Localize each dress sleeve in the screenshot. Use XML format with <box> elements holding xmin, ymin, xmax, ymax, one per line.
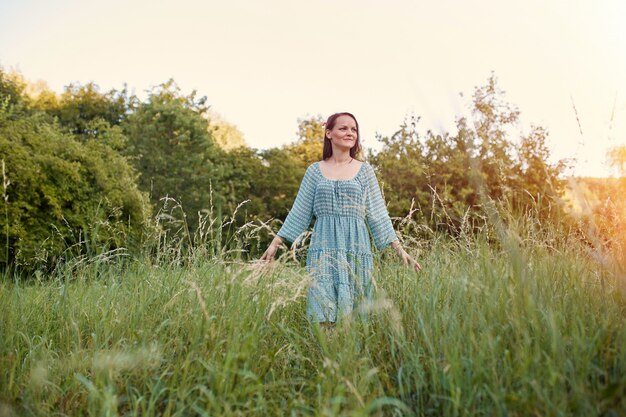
<box><xmin>364</xmin><ymin>164</ymin><xmax>398</xmax><ymax>251</ymax></box>
<box><xmin>277</xmin><ymin>165</ymin><xmax>316</xmax><ymax>244</ymax></box>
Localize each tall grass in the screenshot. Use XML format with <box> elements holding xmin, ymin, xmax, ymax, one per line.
<box><xmin>1</xmin><ymin>207</ymin><xmax>625</xmax><ymax>416</ymax></box>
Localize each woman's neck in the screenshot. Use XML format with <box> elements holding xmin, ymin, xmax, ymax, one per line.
<box><xmin>328</xmin><ymin>148</ymin><xmax>353</xmax><ymax>164</ymax></box>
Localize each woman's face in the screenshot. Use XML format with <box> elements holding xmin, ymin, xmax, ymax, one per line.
<box><xmin>326</xmin><ymin>115</ymin><xmax>358</xmax><ymax>151</ymax></box>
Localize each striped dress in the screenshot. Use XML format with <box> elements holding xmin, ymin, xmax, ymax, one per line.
<box><xmin>277</xmin><ymin>161</ymin><xmax>397</xmax><ymax>323</ymax></box>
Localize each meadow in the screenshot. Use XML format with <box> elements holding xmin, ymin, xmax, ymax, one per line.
<box><xmin>1</xmin><ymin>213</ymin><xmax>625</xmax><ymax>417</ymax></box>
<box><xmin>2</xmin><ymin>40</ymin><xmax>626</xmax><ymax>417</ymax></box>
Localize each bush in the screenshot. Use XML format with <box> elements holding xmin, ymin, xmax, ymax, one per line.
<box><xmin>0</xmin><ymin>99</ymin><xmax>152</xmax><ymax>272</ymax></box>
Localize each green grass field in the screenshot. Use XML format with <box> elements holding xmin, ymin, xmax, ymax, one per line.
<box><xmin>1</xmin><ymin>229</ymin><xmax>625</xmax><ymax>416</ymax></box>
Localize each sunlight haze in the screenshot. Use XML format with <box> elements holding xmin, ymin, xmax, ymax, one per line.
<box><xmin>1</xmin><ymin>0</ymin><xmax>624</xmax><ymax>177</ymax></box>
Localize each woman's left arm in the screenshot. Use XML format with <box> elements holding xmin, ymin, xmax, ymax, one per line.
<box><xmin>364</xmin><ymin>164</ymin><xmax>399</xmax><ymax>251</ymax></box>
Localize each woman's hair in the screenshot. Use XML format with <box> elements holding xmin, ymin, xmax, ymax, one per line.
<box><xmin>322</xmin><ymin>112</ymin><xmax>362</xmax><ymax>161</ymax></box>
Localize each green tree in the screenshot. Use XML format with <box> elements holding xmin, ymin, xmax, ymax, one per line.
<box><xmin>207</xmin><ymin>110</ymin><xmax>247</xmax><ymax>151</ymax></box>
<box><xmin>369</xmin><ymin>115</ymin><xmax>428</xmax><ymax>219</ymax></box>
<box><xmin>35</xmin><ymin>82</ymin><xmax>128</xmax><ymax>138</ymax></box>
<box><xmin>0</xmin><ymin>86</ymin><xmax>151</xmax><ymax>270</ymax></box>
<box><xmin>216</xmin><ymin>146</ymin><xmax>305</xmax><ymax>256</ymax></box>
<box><xmin>514</xmin><ymin>125</ymin><xmax>566</xmax><ymax>215</ymax></box>
<box><xmin>471</xmin><ymin>73</ymin><xmax>519</xmax><ymax>201</ymax></box>
<box><xmin>284</xmin><ymin>115</ymin><xmax>326</xmax><ymax>167</ymax></box>
<box><xmin>0</xmin><ymin>70</ymin><xmax>28</xmax><ymax>108</ymax></box>
<box><xmin>122</xmin><ymin>80</ymin><xmax>226</xmax><ymax>233</ymax></box>
<box><xmin>371</xmin><ymin>74</ymin><xmax>566</xmax><ymax>234</ymax></box>
<box><xmin>256</xmin><ymin>148</ymin><xmax>306</xmax><ymax>220</ymax></box>
<box><xmin>422</xmin><ymin>119</ymin><xmax>482</xmax><ymax>226</ymax></box>
<box><xmin>26</xmin><ymin>80</ymin><xmax>132</xmax><ymax>151</ymax></box>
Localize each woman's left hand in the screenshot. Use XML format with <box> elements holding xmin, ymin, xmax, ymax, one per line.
<box><xmin>391</xmin><ymin>241</ymin><xmax>422</xmax><ymax>273</ymax></box>
<box><xmin>400</xmin><ymin>250</ymin><xmax>422</xmax><ymax>273</ymax></box>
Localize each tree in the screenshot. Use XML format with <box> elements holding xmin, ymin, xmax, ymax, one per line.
<box><xmin>284</xmin><ymin>115</ymin><xmax>326</xmax><ymax>168</ymax></box>
<box><xmin>37</xmin><ymin>82</ymin><xmax>129</xmax><ymax>137</ymax></box>
<box><xmin>422</xmin><ymin>118</ymin><xmax>482</xmax><ymax>225</ymax></box>
<box><xmin>471</xmin><ymin>73</ymin><xmax>519</xmax><ymax>201</ymax></box>
<box><xmin>608</xmin><ymin>145</ymin><xmax>626</xmax><ymax>176</ymax></box>
<box><xmin>122</xmin><ymin>80</ymin><xmax>226</xmax><ymax>232</ymax></box>
<box><xmin>0</xmin><ymin>70</ymin><xmax>29</xmax><ymax>108</ymax></box>
<box><xmin>514</xmin><ymin>125</ymin><xmax>566</xmax><ymax>216</ymax></box>
<box><xmin>369</xmin><ymin>115</ymin><xmax>428</xmax><ymax>219</ymax></box>
<box><xmin>371</xmin><ymin>74</ymin><xmax>566</xmax><ymax>234</ymax></box>
<box><xmin>215</xmin><ymin>146</ymin><xmax>305</xmax><ymax>256</ymax></box>
<box><xmin>207</xmin><ymin>110</ymin><xmax>247</xmax><ymax>151</ymax></box>
<box><xmin>0</xmin><ymin>81</ymin><xmax>151</xmax><ymax>270</ymax></box>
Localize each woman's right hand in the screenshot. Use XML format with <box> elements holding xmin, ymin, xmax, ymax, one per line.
<box><xmin>259</xmin><ymin>236</ymin><xmax>283</xmax><ymax>262</ymax></box>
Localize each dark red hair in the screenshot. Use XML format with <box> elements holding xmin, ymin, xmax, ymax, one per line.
<box><xmin>322</xmin><ymin>112</ymin><xmax>362</xmax><ymax>161</ymax></box>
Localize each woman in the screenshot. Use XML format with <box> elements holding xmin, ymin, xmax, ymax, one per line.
<box><xmin>260</xmin><ymin>112</ymin><xmax>421</xmax><ymax>327</ymax></box>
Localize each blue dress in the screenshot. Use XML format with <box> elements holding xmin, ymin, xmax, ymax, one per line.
<box><xmin>277</xmin><ymin>161</ymin><xmax>398</xmax><ymax>323</ymax></box>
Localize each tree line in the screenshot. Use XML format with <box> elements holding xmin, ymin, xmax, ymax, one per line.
<box><xmin>0</xmin><ymin>69</ymin><xmax>581</xmax><ymax>272</ymax></box>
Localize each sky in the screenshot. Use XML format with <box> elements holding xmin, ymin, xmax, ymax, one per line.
<box><xmin>1</xmin><ymin>0</ymin><xmax>625</xmax><ymax>177</ymax></box>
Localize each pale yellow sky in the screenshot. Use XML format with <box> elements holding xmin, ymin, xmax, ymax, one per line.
<box><xmin>1</xmin><ymin>0</ymin><xmax>624</xmax><ymax>176</ymax></box>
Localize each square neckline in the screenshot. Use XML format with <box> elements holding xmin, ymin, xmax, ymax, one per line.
<box><xmin>315</xmin><ymin>160</ymin><xmax>365</xmax><ymax>182</ymax></box>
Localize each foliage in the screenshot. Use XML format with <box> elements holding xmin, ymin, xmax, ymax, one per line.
<box><xmin>122</xmin><ymin>80</ymin><xmax>226</xmax><ymax>232</ymax></box>
<box><xmin>513</xmin><ymin>125</ymin><xmax>567</xmax><ymax>218</ymax></box>
<box><xmin>37</xmin><ymin>82</ymin><xmax>129</xmax><ymax>139</ymax></box>
<box><xmin>0</xmin><ymin>68</ymin><xmax>582</xmax><ymax>270</ymax></box>
<box><xmin>0</xmin><ymin>71</ymin><xmax>28</xmax><ymax>108</ymax></box>
<box><xmin>368</xmin><ymin>115</ymin><xmax>429</xmax><ymax>219</ymax></box>
<box><xmin>213</xmin><ymin>146</ymin><xmax>307</xmax><ymax>257</ymax></box>
<box><xmin>0</xmin><ymin>91</ymin><xmax>151</xmax><ymax>270</ymax></box>
<box><xmin>284</xmin><ymin>115</ymin><xmax>327</xmax><ymax>168</ymax></box>
<box><xmin>207</xmin><ymin>109</ymin><xmax>247</xmax><ymax>151</ymax></box>
<box><xmin>470</xmin><ymin>74</ymin><xmax>519</xmax><ymax>200</ymax></box>
<box><xmin>371</xmin><ymin>74</ymin><xmax>566</xmax><ymax>234</ymax></box>
<box><xmin>220</xmin><ymin>147</ymin><xmax>304</xmax><ymax>221</ymax></box>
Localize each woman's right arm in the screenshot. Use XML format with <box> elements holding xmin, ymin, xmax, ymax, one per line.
<box><xmin>259</xmin><ymin>165</ymin><xmax>316</xmax><ymax>261</ymax></box>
